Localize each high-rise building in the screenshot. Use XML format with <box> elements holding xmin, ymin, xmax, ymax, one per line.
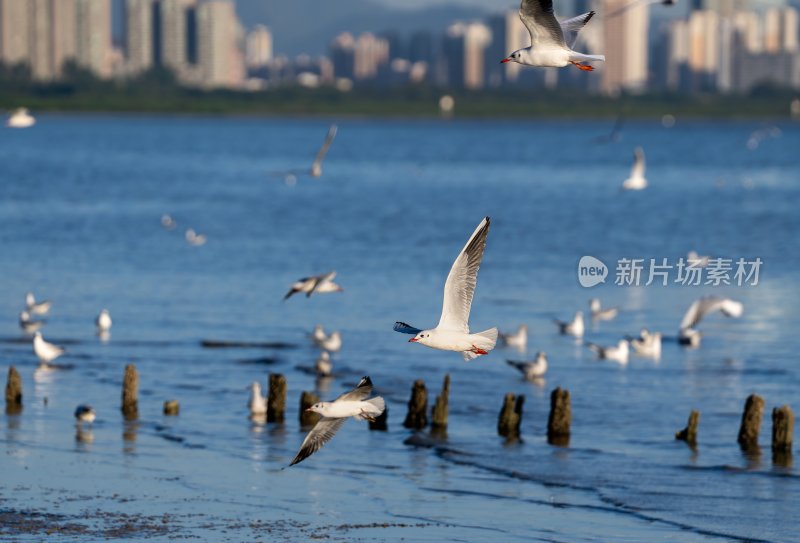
<box><xmin>764</xmin><ymin>7</ymin><xmax>799</xmax><ymax>52</ymax></box>
<box><xmin>443</xmin><ymin>22</ymin><xmax>491</xmax><ymax>90</ymax></box>
<box><xmin>76</xmin><ymin>0</ymin><xmax>112</xmax><ymax>78</ymax></box>
<box><xmin>52</xmin><ymin>0</ymin><xmax>78</xmax><ymax>77</ymax></box>
<box><xmin>485</xmin><ymin>11</ymin><xmax>529</xmax><ymax>86</ymax></box>
<box><xmin>126</xmin><ymin>0</ymin><xmax>155</xmax><ymax>74</ymax></box>
<box><xmin>160</xmin><ymin>0</ymin><xmax>195</xmax><ymax>75</ymax></box>
<box><xmin>245</xmin><ymin>24</ymin><xmax>272</xmax><ymax>69</ymax></box>
<box><xmin>353</xmin><ymin>33</ymin><xmax>389</xmax><ymax>80</ymax></box>
<box><xmin>601</xmin><ymin>0</ymin><xmax>649</xmax><ymax>94</ymax></box>
<box><xmin>196</xmin><ymin>0</ymin><xmax>244</xmax><ymax>88</ymax></box>
<box><xmin>0</xmin><ymin>0</ymin><xmax>30</xmax><ymax>66</ymax></box>
<box><xmin>29</xmin><ymin>0</ymin><xmax>54</xmax><ymax>80</ymax></box>
<box><xmin>330</xmin><ymin>33</ymin><xmax>355</xmax><ymax>80</ymax></box>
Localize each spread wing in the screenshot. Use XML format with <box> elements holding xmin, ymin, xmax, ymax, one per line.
<box><xmin>307</xmin><ymin>271</ymin><xmax>337</xmax><ymax>297</ymax></box>
<box><xmin>393</xmin><ymin>322</ymin><xmax>423</xmax><ymax>335</ymax></box>
<box><xmin>519</xmin><ymin>0</ymin><xmax>565</xmax><ymax>47</ymax></box>
<box><xmin>631</xmin><ymin>147</ymin><xmax>646</xmax><ymax>178</ymax></box>
<box><xmin>312</xmin><ymin>125</ymin><xmax>337</xmax><ymax>170</ymax></box>
<box><xmin>559</xmin><ymin>10</ymin><xmax>595</xmax><ymax>48</ymax></box>
<box><xmin>336</xmin><ymin>376</ymin><xmax>373</xmax><ymax>402</ymax></box>
<box><xmin>437</xmin><ymin>217</ymin><xmax>491</xmax><ymax>333</ymax></box>
<box><xmin>289</xmin><ymin>417</ymin><xmax>347</xmax><ymax>466</ymax></box>
<box><xmin>680</xmin><ymin>297</ymin><xmax>743</xmax><ymax>329</ymax></box>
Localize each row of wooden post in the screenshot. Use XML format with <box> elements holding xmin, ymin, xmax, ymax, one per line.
<box><xmin>4</xmin><ymin>366</ymin><xmax>795</xmax><ymax>461</ymax></box>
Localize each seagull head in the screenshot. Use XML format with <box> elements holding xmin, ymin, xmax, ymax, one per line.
<box><xmin>306</xmin><ymin>402</ymin><xmax>325</xmax><ymax>414</ymax></box>
<box><xmin>501</xmin><ymin>50</ymin><xmax>523</xmax><ymax>64</ymax></box>
<box><xmin>409</xmin><ymin>330</ymin><xmax>434</xmax><ymax>345</ymax></box>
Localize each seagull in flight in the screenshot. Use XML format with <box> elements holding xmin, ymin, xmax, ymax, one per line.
<box><xmin>500</xmin><ymin>0</ymin><xmax>604</xmax><ymax>71</ymax></box>
<box><xmin>394</xmin><ymin>217</ymin><xmax>497</xmax><ymax>361</ymax></box>
<box><xmin>679</xmin><ymin>296</ymin><xmax>743</xmax><ymax>347</ymax></box>
<box><xmin>507</xmin><ymin>351</ymin><xmax>548</xmax><ymax>380</ymax></box>
<box><xmin>26</xmin><ymin>292</ymin><xmax>52</xmax><ymax>315</ymax></box>
<box><xmin>289</xmin><ymin>376</ymin><xmax>384</xmax><ymax>466</ymax></box>
<box><xmin>271</xmin><ymin>125</ymin><xmax>338</xmax><ymax>183</ymax></box>
<box><xmin>19</xmin><ymin>311</ymin><xmax>45</xmax><ymax>334</ymax></box>
<box><xmin>284</xmin><ymin>271</ymin><xmax>344</xmax><ymax>300</ymax></box>
<box><xmin>622</xmin><ymin>147</ymin><xmax>647</xmax><ymax>190</ymax></box>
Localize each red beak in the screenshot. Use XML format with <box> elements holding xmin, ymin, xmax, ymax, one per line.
<box><xmin>500</xmin><ymin>58</ymin><xmax>511</xmax><ymax>64</ymax></box>
<box><xmin>409</xmin><ymin>338</ymin><xmax>418</xmax><ymax>343</ymax></box>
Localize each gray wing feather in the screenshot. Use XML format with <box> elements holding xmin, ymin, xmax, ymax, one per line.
<box><xmin>289</xmin><ymin>417</ymin><xmax>347</xmax><ymax>466</ymax></box>
<box><xmin>559</xmin><ymin>10</ymin><xmax>595</xmax><ymax>48</ymax></box>
<box><xmin>337</xmin><ymin>376</ymin><xmax>373</xmax><ymax>402</ymax></box>
<box><xmin>312</xmin><ymin>125</ymin><xmax>338</xmax><ymax>170</ymax></box>
<box><xmin>519</xmin><ymin>0</ymin><xmax>565</xmax><ymax>47</ymax></box>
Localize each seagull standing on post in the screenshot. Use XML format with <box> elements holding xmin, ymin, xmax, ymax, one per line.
<box><xmin>500</xmin><ymin>0</ymin><xmax>604</xmax><ymax>71</ymax></box>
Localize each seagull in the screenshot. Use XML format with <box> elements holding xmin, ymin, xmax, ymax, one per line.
<box><xmin>499</xmin><ymin>324</ymin><xmax>528</xmax><ymax>350</ymax></box>
<box><xmin>554</xmin><ymin>311</ymin><xmax>584</xmax><ymax>337</ymax></box>
<box><xmin>33</xmin><ymin>331</ymin><xmax>64</xmax><ymax>365</ymax></box>
<box><xmin>26</xmin><ymin>292</ymin><xmax>51</xmax><ymax>315</ymax></box>
<box><xmin>590</xmin><ymin>299</ymin><xmax>618</xmax><ymax>321</ymax></box>
<box><xmin>622</xmin><ymin>147</ymin><xmax>647</xmax><ymax>190</ymax></box>
<box><xmin>248</xmin><ymin>382</ymin><xmax>267</xmax><ymax>416</ymax></box>
<box><xmin>679</xmin><ymin>296</ymin><xmax>743</xmax><ymax>347</ymax></box>
<box><xmin>271</xmin><ymin>125</ymin><xmax>338</xmax><ymax>183</ymax></box>
<box><xmin>686</xmin><ymin>251</ymin><xmax>710</xmax><ymax>268</ymax></box>
<box><xmin>586</xmin><ymin>339</ymin><xmax>629</xmax><ymax>364</ymax></box>
<box><xmin>500</xmin><ymin>0</ymin><xmax>604</xmax><ymax>71</ymax></box>
<box><xmin>284</xmin><ymin>271</ymin><xmax>343</xmax><ymax>300</ymax></box>
<box><xmin>289</xmin><ymin>376</ymin><xmax>385</xmax><ymax>466</ymax></box>
<box><xmin>592</xmin><ymin>113</ymin><xmax>624</xmax><ymax>144</ymax></box>
<box><xmin>315</xmin><ymin>351</ymin><xmax>332</xmax><ymax>377</ymax></box>
<box><xmin>310</xmin><ymin>324</ymin><xmax>327</xmax><ymax>343</ymax></box>
<box><xmin>6</xmin><ymin>107</ymin><xmax>35</xmax><ymax>128</ymax></box>
<box><xmin>394</xmin><ymin>217</ymin><xmax>497</xmax><ymax>361</ymax></box>
<box><xmin>161</xmin><ymin>214</ymin><xmax>176</xmax><ymax>230</ymax></box>
<box><xmin>507</xmin><ymin>351</ymin><xmax>548</xmax><ymax>379</ymax></box>
<box><xmin>74</xmin><ymin>405</ymin><xmax>96</xmax><ymax>424</ymax></box>
<box><xmin>629</xmin><ymin>328</ymin><xmax>661</xmax><ymax>358</ymax></box>
<box><xmin>95</xmin><ymin>309</ymin><xmax>112</xmax><ymax>332</ymax></box>
<box><xmin>19</xmin><ymin>311</ymin><xmax>45</xmax><ymax>334</ymax></box>
<box><xmin>185</xmin><ymin>229</ymin><xmax>207</xmax><ymax>246</ymax></box>
<box><xmin>317</xmin><ymin>331</ymin><xmax>342</xmax><ymax>353</ymax></box>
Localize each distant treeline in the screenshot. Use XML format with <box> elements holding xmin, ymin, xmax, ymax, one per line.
<box><xmin>0</xmin><ymin>63</ymin><xmax>797</xmax><ymax>119</ymax></box>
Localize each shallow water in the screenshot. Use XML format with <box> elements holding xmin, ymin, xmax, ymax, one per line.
<box><xmin>1</xmin><ymin>115</ymin><xmax>798</xmax><ymax>542</ymax></box>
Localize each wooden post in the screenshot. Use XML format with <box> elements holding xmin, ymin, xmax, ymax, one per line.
<box><xmin>5</xmin><ymin>366</ymin><xmax>22</xmax><ymax>415</ymax></box>
<box><xmin>675</xmin><ymin>410</ymin><xmax>700</xmax><ymax>445</ymax></box>
<box><xmin>121</xmin><ymin>364</ymin><xmax>139</xmax><ymax>420</ymax></box>
<box><xmin>369</xmin><ymin>406</ymin><xmax>388</xmax><ymax>431</ymax></box>
<box><xmin>403</xmin><ymin>380</ymin><xmax>427</xmax><ymax>430</ymax></box>
<box><xmin>547</xmin><ymin>387</ymin><xmax>571</xmax><ymax>446</ymax></box>
<box><xmin>267</xmin><ymin>374</ymin><xmax>286</xmax><ymax>423</ymax></box>
<box><xmin>299</xmin><ymin>391</ymin><xmax>320</xmax><ymax>428</ymax></box>
<box><xmin>772</xmin><ymin>405</ymin><xmax>794</xmax><ymax>467</ymax></box>
<box><xmin>431</xmin><ymin>374</ymin><xmax>450</xmax><ymax>432</ymax></box>
<box><xmin>163</xmin><ymin>400</ymin><xmax>180</xmax><ymax>416</ymax></box>
<box><xmin>737</xmin><ymin>394</ymin><xmax>764</xmax><ymax>450</ymax></box>
<box><xmin>497</xmin><ymin>393</ymin><xmax>524</xmax><ymax>439</ymax></box>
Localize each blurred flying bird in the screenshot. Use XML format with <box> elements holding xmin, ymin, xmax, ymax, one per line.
<box><xmin>622</xmin><ymin>147</ymin><xmax>647</xmax><ymax>190</ymax></box>
<box><xmin>270</xmin><ymin>125</ymin><xmax>338</xmax><ymax>183</ymax></box>
<box><xmin>592</xmin><ymin>114</ymin><xmax>624</xmax><ymax>144</ymax></box>
<box><xmin>394</xmin><ymin>217</ymin><xmax>497</xmax><ymax>361</ymax></box>
<box><xmin>590</xmin><ymin>298</ymin><xmax>619</xmax><ymax>321</ymax></box>
<box><xmin>19</xmin><ymin>311</ymin><xmax>45</xmax><ymax>334</ymax></box>
<box><xmin>284</xmin><ymin>271</ymin><xmax>343</xmax><ymax>300</ymax></box>
<box><xmin>500</xmin><ymin>0</ymin><xmax>604</xmax><ymax>71</ymax></box>
<box><xmin>26</xmin><ymin>292</ymin><xmax>51</xmax><ymax>315</ymax></box>
<box><xmin>679</xmin><ymin>296</ymin><xmax>743</xmax><ymax>347</ymax></box>
<box><xmin>161</xmin><ymin>214</ymin><xmax>176</xmax><ymax>230</ymax></box>
<box><xmin>185</xmin><ymin>229</ymin><xmax>207</xmax><ymax>246</ymax></box>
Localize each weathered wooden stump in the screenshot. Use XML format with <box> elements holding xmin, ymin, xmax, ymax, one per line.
<box><xmin>369</xmin><ymin>406</ymin><xmax>388</xmax><ymax>431</ymax></box>
<box><xmin>299</xmin><ymin>391</ymin><xmax>321</xmax><ymax>428</ymax></box>
<box><xmin>267</xmin><ymin>374</ymin><xmax>286</xmax><ymax>423</ymax></box>
<box><xmin>163</xmin><ymin>400</ymin><xmax>180</xmax><ymax>416</ymax></box>
<box><xmin>547</xmin><ymin>387</ymin><xmax>571</xmax><ymax>446</ymax></box>
<box><xmin>431</xmin><ymin>374</ymin><xmax>450</xmax><ymax>430</ymax></box>
<box><xmin>5</xmin><ymin>366</ymin><xmax>22</xmax><ymax>415</ymax></box>
<box><xmin>121</xmin><ymin>364</ymin><xmax>139</xmax><ymax>420</ymax></box>
<box><xmin>403</xmin><ymin>380</ymin><xmax>428</xmax><ymax>430</ymax></box>
<box><xmin>737</xmin><ymin>394</ymin><xmax>764</xmax><ymax>450</ymax></box>
<box><xmin>772</xmin><ymin>405</ymin><xmax>794</xmax><ymax>466</ymax></box>
<box><xmin>675</xmin><ymin>410</ymin><xmax>700</xmax><ymax>445</ymax></box>
<box><xmin>497</xmin><ymin>393</ymin><xmax>524</xmax><ymax>439</ymax></box>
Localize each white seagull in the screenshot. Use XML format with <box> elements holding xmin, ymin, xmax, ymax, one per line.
<box><xmin>284</xmin><ymin>271</ymin><xmax>343</xmax><ymax>300</ymax></box>
<box><xmin>679</xmin><ymin>296</ymin><xmax>743</xmax><ymax>347</ymax></box>
<box><xmin>590</xmin><ymin>298</ymin><xmax>619</xmax><ymax>321</ymax></box>
<box><xmin>310</xmin><ymin>125</ymin><xmax>338</xmax><ymax>178</ymax></box>
<box><xmin>248</xmin><ymin>382</ymin><xmax>268</xmax><ymax>416</ymax></box>
<box><xmin>499</xmin><ymin>324</ymin><xmax>528</xmax><ymax>350</ymax></box>
<box><xmin>74</xmin><ymin>405</ymin><xmax>96</xmax><ymax>424</ymax></box>
<box><xmin>315</xmin><ymin>351</ymin><xmax>333</xmax><ymax>377</ymax></box>
<box><xmin>289</xmin><ymin>376</ymin><xmax>384</xmax><ymax>466</ymax></box>
<box><xmin>161</xmin><ymin>214</ymin><xmax>177</xmax><ymax>230</ymax></box>
<box><xmin>629</xmin><ymin>328</ymin><xmax>662</xmax><ymax>359</ymax></box>
<box><xmin>19</xmin><ymin>311</ymin><xmax>45</xmax><ymax>334</ymax></box>
<box><xmin>96</xmin><ymin>309</ymin><xmax>112</xmax><ymax>332</ymax></box>
<box><xmin>507</xmin><ymin>351</ymin><xmax>548</xmax><ymax>380</ymax></box>
<box><xmin>554</xmin><ymin>311</ymin><xmax>584</xmax><ymax>337</ymax></box>
<box><xmin>317</xmin><ymin>331</ymin><xmax>342</xmax><ymax>353</ymax></box>
<box><xmin>310</xmin><ymin>324</ymin><xmax>327</xmax><ymax>343</ymax></box>
<box><xmin>394</xmin><ymin>217</ymin><xmax>497</xmax><ymax>361</ymax></box>
<box><xmin>687</xmin><ymin>251</ymin><xmax>710</xmax><ymax>268</ymax></box>
<box><xmin>26</xmin><ymin>292</ymin><xmax>52</xmax><ymax>315</ymax></box>
<box><xmin>33</xmin><ymin>331</ymin><xmax>64</xmax><ymax>365</ymax></box>
<box><xmin>587</xmin><ymin>339</ymin><xmax>629</xmax><ymax>364</ymax></box>
<box><xmin>500</xmin><ymin>0</ymin><xmax>604</xmax><ymax>71</ymax></box>
<box><xmin>622</xmin><ymin>147</ymin><xmax>647</xmax><ymax>190</ymax></box>
<box><xmin>6</xmin><ymin>107</ymin><xmax>35</xmax><ymax>128</ymax></box>
<box><xmin>185</xmin><ymin>229</ymin><xmax>207</xmax><ymax>246</ymax></box>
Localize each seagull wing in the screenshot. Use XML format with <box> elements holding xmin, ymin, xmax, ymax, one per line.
<box><xmin>307</xmin><ymin>271</ymin><xmax>337</xmax><ymax>297</ymax></box>
<box><xmin>519</xmin><ymin>0</ymin><xmax>566</xmax><ymax>47</ymax></box>
<box><xmin>393</xmin><ymin>322</ymin><xmax>423</xmax><ymax>335</ymax></box>
<box><xmin>559</xmin><ymin>10</ymin><xmax>595</xmax><ymax>48</ymax></box>
<box><xmin>289</xmin><ymin>417</ymin><xmax>347</xmax><ymax>466</ymax></box>
<box><xmin>336</xmin><ymin>376</ymin><xmax>373</xmax><ymax>402</ymax></box>
<box><xmin>437</xmin><ymin>217</ymin><xmax>491</xmax><ymax>333</ymax></box>
<box><xmin>679</xmin><ymin>299</ymin><xmax>703</xmax><ymax>330</ymax></box>
<box><xmin>311</xmin><ymin>125</ymin><xmax>338</xmax><ymax>172</ymax></box>
<box><xmin>631</xmin><ymin>147</ymin><xmax>646</xmax><ymax>178</ymax></box>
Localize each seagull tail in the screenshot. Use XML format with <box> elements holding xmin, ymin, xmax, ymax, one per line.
<box><xmin>364</xmin><ymin>396</ymin><xmax>385</xmax><ymax>416</ymax></box>
<box><xmin>474</xmin><ymin>327</ymin><xmax>498</xmax><ymax>350</ymax></box>
<box><xmin>571</xmin><ymin>53</ymin><xmax>605</xmax><ymax>63</ymax></box>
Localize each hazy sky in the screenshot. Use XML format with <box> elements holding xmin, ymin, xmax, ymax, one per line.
<box><xmin>375</xmin><ymin>0</ymin><xmax>515</xmax><ymax>9</ymax></box>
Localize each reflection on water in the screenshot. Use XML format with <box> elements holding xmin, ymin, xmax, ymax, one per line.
<box><xmin>123</xmin><ymin>420</ymin><xmax>139</xmax><ymax>455</ymax></box>
<box><xmin>75</xmin><ymin>425</ymin><xmax>94</xmax><ymax>451</ymax></box>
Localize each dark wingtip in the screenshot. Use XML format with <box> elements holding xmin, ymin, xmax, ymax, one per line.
<box><xmin>358</xmin><ymin>376</ymin><xmax>372</xmax><ymax>388</ymax></box>
<box><xmin>587</xmin><ymin>10</ymin><xmax>596</xmax><ymax>22</ymax></box>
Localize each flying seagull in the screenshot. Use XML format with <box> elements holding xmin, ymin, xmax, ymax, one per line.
<box><xmin>289</xmin><ymin>376</ymin><xmax>384</xmax><ymax>466</ymax></box>
<box><xmin>284</xmin><ymin>271</ymin><xmax>343</xmax><ymax>300</ymax></box>
<box><xmin>19</xmin><ymin>311</ymin><xmax>45</xmax><ymax>334</ymax></box>
<box><xmin>679</xmin><ymin>296</ymin><xmax>743</xmax><ymax>347</ymax></box>
<box><xmin>507</xmin><ymin>351</ymin><xmax>548</xmax><ymax>380</ymax></box>
<box><xmin>26</xmin><ymin>292</ymin><xmax>51</xmax><ymax>315</ymax></box>
<box><xmin>622</xmin><ymin>147</ymin><xmax>647</xmax><ymax>190</ymax></box>
<box><xmin>500</xmin><ymin>0</ymin><xmax>604</xmax><ymax>71</ymax></box>
<box><xmin>394</xmin><ymin>217</ymin><xmax>498</xmax><ymax>361</ymax></box>
<box><xmin>590</xmin><ymin>298</ymin><xmax>619</xmax><ymax>321</ymax></box>
<box><xmin>271</xmin><ymin>125</ymin><xmax>338</xmax><ymax>183</ymax></box>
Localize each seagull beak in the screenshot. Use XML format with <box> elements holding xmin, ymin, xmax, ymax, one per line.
<box><xmin>305</xmin><ymin>407</ymin><xmax>314</xmax><ymax>412</ymax></box>
<box><xmin>500</xmin><ymin>57</ymin><xmax>511</xmax><ymax>64</ymax></box>
<box><xmin>409</xmin><ymin>338</ymin><xmax>418</xmax><ymax>343</ymax></box>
